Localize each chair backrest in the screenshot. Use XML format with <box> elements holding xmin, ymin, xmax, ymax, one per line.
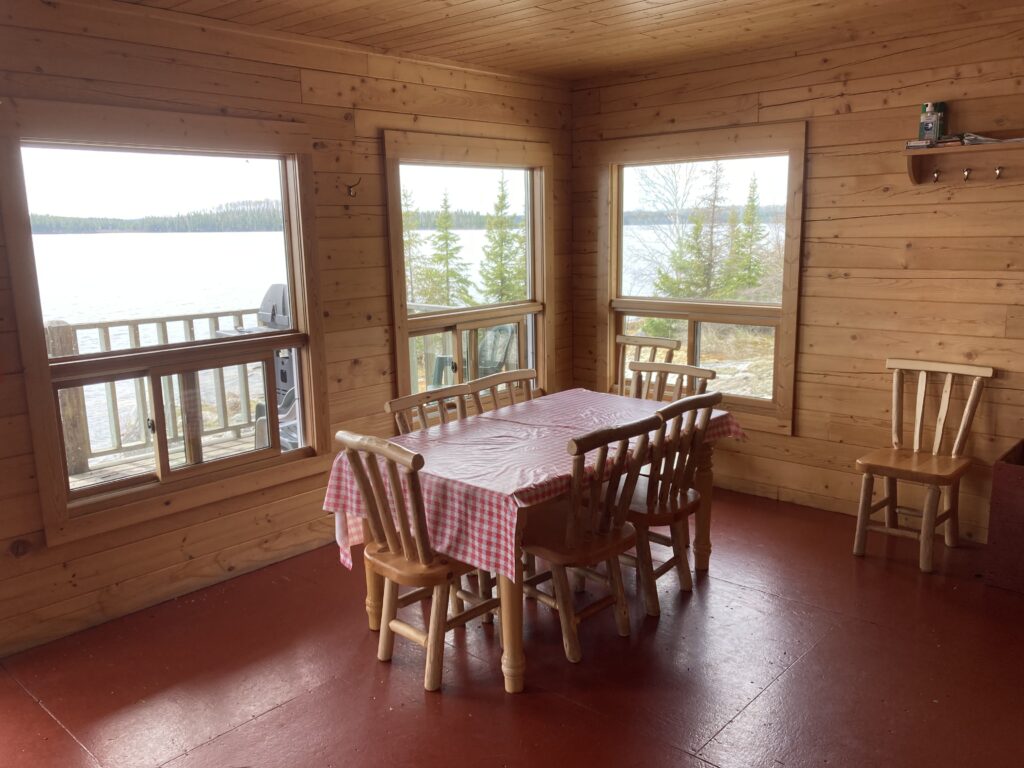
<box><xmin>615</xmin><ymin>334</ymin><xmax>681</xmax><ymax>396</ymax></box>
<box><xmin>336</xmin><ymin>430</ymin><xmax>432</xmax><ymax>565</ymax></box>
<box><xmin>467</xmin><ymin>368</ymin><xmax>540</xmax><ymax>414</ymax></box>
<box><xmin>564</xmin><ymin>413</ymin><xmax>661</xmax><ymax>543</ymax></box>
<box><xmin>628</xmin><ymin>361</ymin><xmax>716</xmax><ymax>401</ymax></box>
<box><xmin>644</xmin><ymin>392</ymin><xmax>722</xmax><ymax>514</ymax></box>
<box><xmin>385</xmin><ymin>383</ymin><xmax>470</xmax><ymax>434</ymax></box>
<box><xmin>887</xmin><ymin>358</ymin><xmax>994</xmax><ymax>458</ymax></box>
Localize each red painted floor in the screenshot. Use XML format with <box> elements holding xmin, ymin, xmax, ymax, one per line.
<box><xmin>4</xmin><ymin>490</ymin><xmax>1024</xmax><ymax>768</ymax></box>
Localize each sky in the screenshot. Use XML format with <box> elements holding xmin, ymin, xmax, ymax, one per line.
<box><xmin>20</xmin><ymin>146</ymin><xmax>284</xmax><ymax>218</ymax></box>
<box><xmin>400</xmin><ymin>163</ymin><xmax>530</xmax><ymax>213</ymax></box>
<box><xmin>623</xmin><ymin>155</ymin><xmax>790</xmax><ymax>208</ymax></box>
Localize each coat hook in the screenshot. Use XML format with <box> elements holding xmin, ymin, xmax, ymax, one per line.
<box><xmin>963</xmin><ymin>167</ymin><xmax>971</xmax><ymax>182</ymax></box>
<box><xmin>932</xmin><ymin>168</ymin><xmax>940</xmax><ymax>183</ymax></box>
<box><xmin>995</xmin><ymin>166</ymin><xmax>1003</xmax><ymax>180</ymax></box>
<box><xmin>345</xmin><ymin>177</ymin><xmax>362</xmax><ymax>197</ymax></box>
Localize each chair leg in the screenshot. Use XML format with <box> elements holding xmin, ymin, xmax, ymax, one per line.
<box><xmin>449</xmin><ymin>575</ymin><xmax>465</xmax><ymax>615</ymax></box>
<box><xmin>364</xmin><ymin>558</ymin><xmax>384</xmax><ymax>631</ymax></box>
<box><xmin>853</xmin><ymin>472</ymin><xmax>874</xmax><ymax>556</ymax></box>
<box><xmin>424</xmin><ymin>582</ymin><xmax>450</xmax><ymax>691</ymax></box>
<box><xmin>478</xmin><ymin>570</ymin><xmax>494</xmax><ymax>624</ymax></box>
<box><xmin>524</xmin><ymin>553</ymin><xmax>537</xmax><ymax>578</ymax></box>
<box><xmin>634</xmin><ymin>525</ymin><xmax>661</xmax><ymax>617</ymax></box>
<box><xmin>919</xmin><ymin>485</ymin><xmax>941</xmax><ymax>573</ymax></box>
<box><xmin>377</xmin><ymin>579</ymin><xmax>399</xmax><ymax>662</ymax></box>
<box><xmin>944</xmin><ymin>481</ymin><xmax>961</xmax><ymax>548</ymax></box>
<box><xmin>550</xmin><ymin>565</ymin><xmax>582</xmax><ymax>663</ymax></box>
<box><xmin>670</xmin><ymin>518</ymin><xmax>693</xmax><ymax>592</ymax></box>
<box><xmin>884</xmin><ymin>476</ymin><xmax>898</xmax><ymax>528</ymax></box>
<box><xmin>606</xmin><ymin>557</ymin><xmax>631</xmax><ymax>638</ymax></box>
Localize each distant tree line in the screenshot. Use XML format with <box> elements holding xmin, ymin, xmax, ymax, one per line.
<box><xmin>30</xmin><ymin>200</ymin><xmax>284</xmax><ymax>234</ymax></box>
<box><xmin>622</xmin><ymin>205</ymin><xmax>784</xmax><ymax>226</ymax></box>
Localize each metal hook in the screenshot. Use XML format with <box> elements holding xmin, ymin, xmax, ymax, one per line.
<box><xmin>963</xmin><ymin>167</ymin><xmax>971</xmax><ymax>182</ymax></box>
<box><xmin>995</xmin><ymin>166</ymin><xmax>1003</xmax><ymax>180</ymax></box>
<box><xmin>932</xmin><ymin>168</ymin><xmax>940</xmax><ymax>183</ymax></box>
<box><xmin>345</xmin><ymin>177</ymin><xmax>362</xmax><ymax>197</ymax></box>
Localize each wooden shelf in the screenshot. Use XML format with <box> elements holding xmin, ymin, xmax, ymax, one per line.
<box><xmin>904</xmin><ymin>141</ymin><xmax>1024</xmax><ymax>184</ymax></box>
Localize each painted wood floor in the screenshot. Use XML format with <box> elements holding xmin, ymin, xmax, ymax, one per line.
<box><xmin>3</xmin><ymin>490</ymin><xmax>1023</xmax><ymax>768</ymax></box>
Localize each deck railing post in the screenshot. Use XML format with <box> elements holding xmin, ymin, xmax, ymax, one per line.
<box><xmin>45</xmin><ymin>321</ymin><xmax>90</xmax><ymax>475</ymax></box>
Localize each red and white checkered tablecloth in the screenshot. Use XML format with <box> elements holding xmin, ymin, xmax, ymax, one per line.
<box><xmin>323</xmin><ymin>388</ymin><xmax>745</xmax><ymax>580</ymax></box>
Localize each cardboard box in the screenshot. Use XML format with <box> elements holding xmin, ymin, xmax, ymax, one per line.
<box><xmin>986</xmin><ymin>441</ymin><xmax>1024</xmax><ymax>592</ymax></box>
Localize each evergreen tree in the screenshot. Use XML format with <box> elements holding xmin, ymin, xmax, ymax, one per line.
<box><xmin>479</xmin><ymin>174</ymin><xmax>527</xmax><ymax>303</ymax></box>
<box><xmin>420</xmin><ymin>192</ymin><xmax>474</xmax><ymax>308</ymax></box>
<box><xmin>717</xmin><ymin>175</ymin><xmax>767</xmax><ymax>299</ymax></box>
<box><xmin>401</xmin><ymin>188</ymin><xmax>427</xmax><ymax>305</ymax></box>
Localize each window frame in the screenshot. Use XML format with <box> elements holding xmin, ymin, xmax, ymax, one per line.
<box><xmin>0</xmin><ymin>97</ymin><xmax>330</xmax><ymax>544</ymax></box>
<box><xmin>596</xmin><ymin>122</ymin><xmax>806</xmax><ymax>434</ymax></box>
<box><xmin>383</xmin><ymin>130</ymin><xmax>555</xmax><ymax>396</ymax></box>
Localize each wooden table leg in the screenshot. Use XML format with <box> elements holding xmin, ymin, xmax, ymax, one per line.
<box><xmin>363</xmin><ymin>553</ymin><xmax>384</xmax><ymax>631</ymax></box>
<box><xmin>498</xmin><ymin>573</ymin><xmax>525</xmax><ymax>693</ymax></box>
<box><xmin>693</xmin><ymin>442</ymin><xmax>715</xmax><ymax>572</ymax></box>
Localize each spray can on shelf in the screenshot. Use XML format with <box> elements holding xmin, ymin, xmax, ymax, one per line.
<box><xmin>919</xmin><ymin>102</ymin><xmax>947</xmax><ymax>142</ymax></box>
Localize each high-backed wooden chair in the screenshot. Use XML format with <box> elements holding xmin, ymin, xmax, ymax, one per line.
<box><xmin>521</xmin><ymin>413</ymin><xmax>660</xmax><ymax>662</ymax></box>
<box><xmin>628</xmin><ymin>361</ymin><xmax>716</xmax><ymax>401</ymax></box>
<box><xmin>467</xmin><ymin>368</ymin><xmax>541</xmax><ymax>414</ymax></box>
<box><xmin>615</xmin><ymin>334</ymin><xmax>681</xmax><ymax>396</ymax></box>
<box><xmin>384</xmin><ymin>383</ymin><xmax>471</xmax><ymax>434</ymax></box>
<box><xmin>337</xmin><ymin>430</ymin><xmax>500</xmax><ymax>691</ymax></box>
<box><xmin>852</xmin><ymin>359</ymin><xmax>994</xmax><ymax>573</ymax></box>
<box><xmin>621</xmin><ymin>392</ymin><xmax>721</xmax><ymax>616</ymax></box>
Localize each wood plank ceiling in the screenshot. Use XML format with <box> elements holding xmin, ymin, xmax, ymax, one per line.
<box><xmin>115</xmin><ymin>0</ymin><xmax>988</xmax><ymax>81</ymax></box>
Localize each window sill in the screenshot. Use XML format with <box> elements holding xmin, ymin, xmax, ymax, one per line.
<box><xmin>47</xmin><ymin>449</ymin><xmax>332</xmax><ymax>546</ymax></box>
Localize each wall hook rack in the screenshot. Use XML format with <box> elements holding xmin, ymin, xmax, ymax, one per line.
<box><xmin>963</xmin><ymin>167</ymin><xmax>972</xmax><ymax>181</ymax></box>
<box><xmin>996</xmin><ymin>166</ymin><xmax>1004</xmax><ymax>179</ymax></box>
<box><xmin>932</xmin><ymin>168</ymin><xmax>940</xmax><ymax>183</ymax></box>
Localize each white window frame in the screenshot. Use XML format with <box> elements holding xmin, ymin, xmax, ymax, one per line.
<box><xmin>383</xmin><ymin>130</ymin><xmax>555</xmax><ymax>396</ymax></box>
<box><xmin>0</xmin><ymin>98</ymin><xmax>330</xmax><ymax>544</ymax></box>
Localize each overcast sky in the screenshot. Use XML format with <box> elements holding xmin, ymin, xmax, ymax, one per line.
<box><xmin>623</xmin><ymin>155</ymin><xmax>790</xmax><ymax>208</ymax></box>
<box><xmin>21</xmin><ymin>146</ymin><xmax>284</xmax><ymax>218</ymax></box>
<box><xmin>400</xmin><ymin>163</ymin><xmax>530</xmax><ymax>214</ymax></box>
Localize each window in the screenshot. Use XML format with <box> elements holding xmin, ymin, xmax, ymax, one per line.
<box><xmin>607</xmin><ymin>124</ymin><xmax>805</xmax><ymax>433</ymax></box>
<box><xmin>384</xmin><ymin>131</ymin><xmax>554</xmax><ymax>395</ymax></box>
<box><xmin>1</xmin><ymin>100</ymin><xmax>328</xmax><ymax>542</ymax></box>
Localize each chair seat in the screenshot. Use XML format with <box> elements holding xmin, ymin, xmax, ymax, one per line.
<box><xmin>522</xmin><ymin>499</ymin><xmax>636</xmax><ymax>565</ymax></box>
<box><xmin>627</xmin><ymin>475</ymin><xmax>701</xmax><ymax>526</ymax></box>
<box><xmin>364</xmin><ymin>545</ymin><xmax>475</xmax><ymax>587</ymax></box>
<box><xmin>856</xmin><ymin>447</ymin><xmax>972</xmax><ymax>484</ymax></box>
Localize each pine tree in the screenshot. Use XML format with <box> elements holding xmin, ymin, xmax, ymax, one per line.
<box><xmin>479</xmin><ymin>174</ymin><xmax>527</xmax><ymax>304</ymax></box>
<box><xmin>401</xmin><ymin>188</ymin><xmax>427</xmax><ymax>305</ymax></box>
<box><xmin>420</xmin><ymin>192</ymin><xmax>474</xmax><ymax>308</ymax></box>
<box><xmin>717</xmin><ymin>175</ymin><xmax>767</xmax><ymax>299</ymax></box>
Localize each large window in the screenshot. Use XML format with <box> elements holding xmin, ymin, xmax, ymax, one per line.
<box><xmin>1</xmin><ymin>100</ymin><xmax>327</xmax><ymax>542</ymax></box>
<box><xmin>606</xmin><ymin>124</ymin><xmax>805</xmax><ymax>433</ymax></box>
<box><xmin>384</xmin><ymin>131</ymin><xmax>554</xmax><ymax>396</ymax></box>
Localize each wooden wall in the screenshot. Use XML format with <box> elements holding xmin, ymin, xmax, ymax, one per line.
<box><xmin>571</xmin><ymin>12</ymin><xmax>1024</xmax><ymax>542</ymax></box>
<box><xmin>0</xmin><ymin>0</ymin><xmax>572</xmax><ymax>655</ymax></box>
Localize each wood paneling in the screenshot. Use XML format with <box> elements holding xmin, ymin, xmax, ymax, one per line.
<box><xmin>0</xmin><ymin>0</ymin><xmax>571</xmax><ymax>655</ymax></box>
<box><xmin>571</xmin><ymin>9</ymin><xmax>1024</xmax><ymax>544</ymax></box>
<box><xmin>118</xmin><ymin>0</ymin><xmax>1017</xmax><ymax>81</ymax></box>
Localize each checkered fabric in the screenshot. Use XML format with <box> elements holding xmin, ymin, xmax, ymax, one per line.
<box><xmin>323</xmin><ymin>388</ymin><xmax>745</xmax><ymax>580</ymax></box>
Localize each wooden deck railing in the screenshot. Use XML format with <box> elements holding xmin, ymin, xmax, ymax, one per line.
<box><xmin>46</xmin><ymin>308</ymin><xmax>260</xmax><ymax>474</ymax></box>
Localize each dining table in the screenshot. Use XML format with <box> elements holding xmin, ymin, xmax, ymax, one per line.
<box><xmin>323</xmin><ymin>387</ymin><xmax>745</xmax><ymax>693</ymax></box>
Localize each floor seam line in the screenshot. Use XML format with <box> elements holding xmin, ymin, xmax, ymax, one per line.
<box><xmin>6</xmin><ymin>667</ymin><xmax>105</xmax><ymax>768</ymax></box>
<box><xmin>693</xmin><ymin>624</ymin><xmax>838</xmax><ymax>757</ymax></box>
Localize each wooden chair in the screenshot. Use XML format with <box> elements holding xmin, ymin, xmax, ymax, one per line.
<box><xmin>615</xmin><ymin>334</ymin><xmax>681</xmax><ymax>396</ymax></box>
<box><xmin>852</xmin><ymin>359</ymin><xmax>994</xmax><ymax>573</ymax></box>
<box><xmin>466</xmin><ymin>368</ymin><xmax>541</xmax><ymax>414</ymax></box>
<box><xmin>622</xmin><ymin>392</ymin><xmax>721</xmax><ymax>616</ymax></box>
<box><xmin>337</xmin><ymin>430</ymin><xmax>500</xmax><ymax>691</ymax></box>
<box><xmin>628</xmin><ymin>360</ymin><xmax>716</xmax><ymax>401</ymax></box>
<box><xmin>522</xmin><ymin>412</ymin><xmax>661</xmax><ymax>662</ymax></box>
<box><xmin>384</xmin><ymin>383</ymin><xmax>471</xmax><ymax>434</ymax></box>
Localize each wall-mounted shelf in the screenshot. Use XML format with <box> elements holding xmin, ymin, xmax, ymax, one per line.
<box><xmin>904</xmin><ymin>141</ymin><xmax>1024</xmax><ymax>184</ymax></box>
